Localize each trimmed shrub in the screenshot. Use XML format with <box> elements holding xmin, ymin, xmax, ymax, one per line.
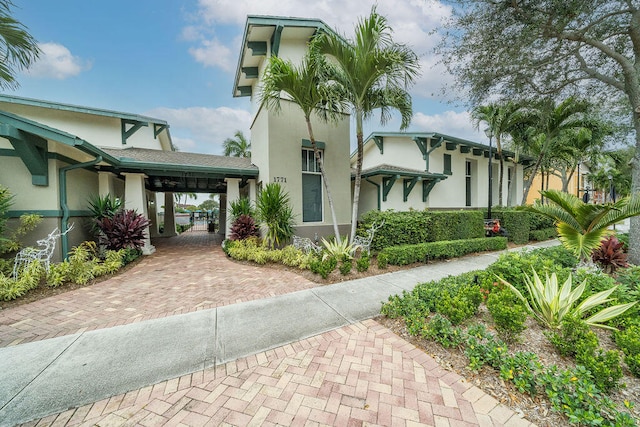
<box><xmin>358</xmin><ymin>210</ymin><xmax>484</xmax><ymax>251</ymax></box>
<box><xmin>530</xmin><ymin>228</ymin><xmax>557</xmax><ymax>241</ymax></box>
<box><xmin>486</xmin><ymin>289</ymin><xmax>528</xmax><ymax>341</ymax></box>
<box><xmin>379</xmin><ymin>237</ymin><xmax>507</xmax><ymax>266</ymax></box>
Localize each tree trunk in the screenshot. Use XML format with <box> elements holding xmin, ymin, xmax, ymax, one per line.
<box><xmin>497</xmin><ymin>136</ymin><xmax>504</xmax><ymax>206</ymax></box>
<box><xmin>306</xmin><ymin>118</ymin><xmax>342</xmax><ymax>244</ymax></box>
<box><xmin>350</xmin><ymin>114</ymin><xmax>364</xmax><ymax>243</ymax></box>
<box><xmin>628</xmin><ymin>109</ymin><xmax>640</xmax><ymax>264</ymax></box>
<box><xmin>521</xmin><ymin>153</ymin><xmax>544</xmax><ymax>205</ymax></box>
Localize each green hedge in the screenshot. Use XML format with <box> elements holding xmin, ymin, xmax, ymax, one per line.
<box><xmin>358</xmin><ymin>210</ymin><xmax>485</xmax><ymax>251</ymax></box>
<box><xmin>530</xmin><ymin>227</ymin><xmax>557</xmax><ymax>241</ymax></box>
<box><xmin>379</xmin><ymin>237</ymin><xmax>507</xmax><ymax>266</ymax></box>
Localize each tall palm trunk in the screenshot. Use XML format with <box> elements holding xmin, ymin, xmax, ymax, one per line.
<box><xmin>305</xmin><ymin>118</ymin><xmax>342</xmax><ymax>243</ymax></box>
<box><xmin>350</xmin><ymin>114</ymin><xmax>364</xmax><ymax>242</ymax></box>
<box><xmin>497</xmin><ymin>135</ymin><xmax>504</xmax><ymax>206</ymax></box>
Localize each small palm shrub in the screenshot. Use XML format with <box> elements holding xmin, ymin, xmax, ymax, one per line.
<box><xmin>230</xmin><ymin>214</ymin><xmax>259</xmax><ymax>240</ymax></box>
<box><xmin>96</xmin><ymin>209</ymin><xmax>150</xmax><ymax>250</ymax></box>
<box><xmin>321</xmin><ymin>236</ymin><xmax>356</xmax><ymax>261</ymax></box>
<box><xmin>591</xmin><ymin>236</ymin><xmax>628</xmax><ymax>273</ymax></box>
<box><xmin>88</xmin><ymin>194</ymin><xmax>123</xmax><ymax>237</ymax></box>
<box><xmin>229</xmin><ymin>197</ymin><xmax>255</xmax><ymax>221</ymax></box>
<box><xmin>256</xmin><ymin>183</ymin><xmax>295</xmax><ymax>249</ymax></box>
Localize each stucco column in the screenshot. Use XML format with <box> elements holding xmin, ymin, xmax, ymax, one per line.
<box><xmin>98</xmin><ymin>171</ymin><xmax>115</xmax><ymax>197</ymax></box>
<box><xmin>162</xmin><ymin>192</ymin><xmax>177</xmax><ymax>237</ymax></box>
<box><xmin>248</xmin><ymin>179</ymin><xmax>257</xmax><ymax>206</ymax></box>
<box><xmin>225</xmin><ymin>178</ymin><xmax>241</xmax><ymax>238</ymax></box>
<box><xmin>122</xmin><ymin>172</ymin><xmax>155</xmax><ymax>255</ymax></box>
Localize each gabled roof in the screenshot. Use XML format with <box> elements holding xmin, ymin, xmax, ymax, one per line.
<box><xmin>358</xmin><ymin>164</ymin><xmax>448</xmax><ymax>180</ymax></box>
<box><xmin>0</xmin><ymin>94</ymin><xmax>169</xmax><ymax>126</ymax></box>
<box><xmin>233</xmin><ymin>15</ymin><xmax>331</xmax><ymax>98</ymax></box>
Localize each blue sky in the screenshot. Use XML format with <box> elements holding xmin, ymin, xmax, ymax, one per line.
<box><xmin>8</xmin><ymin>0</ymin><xmax>484</xmax><ymax>156</ymax></box>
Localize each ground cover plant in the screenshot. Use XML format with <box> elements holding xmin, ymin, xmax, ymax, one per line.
<box><xmin>379</xmin><ymin>246</ymin><xmax>640</xmax><ymax>426</ymax></box>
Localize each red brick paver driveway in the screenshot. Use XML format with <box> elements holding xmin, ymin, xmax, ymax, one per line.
<box><xmin>0</xmin><ymin>232</ymin><xmax>318</xmax><ymax>348</ymax></box>
<box><xmin>5</xmin><ymin>232</ymin><xmax>534</xmax><ymax>426</ymax></box>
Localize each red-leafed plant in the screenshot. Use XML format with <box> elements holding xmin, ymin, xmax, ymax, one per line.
<box><xmin>592</xmin><ymin>236</ymin><xmax>628</xmax><ymax>274</ymax></box>
<box><xmin>96</xmin><ymin>209</ymin><xmax>150</xmax><ymax>251</ymax></box>
<box><xmin>230</xmin><ymin>214</ymin><xmax>259</xmax><ymax>241</ymax></box>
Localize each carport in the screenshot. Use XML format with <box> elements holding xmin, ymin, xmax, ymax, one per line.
<box><xmin>98</xmin><ymin>146</ymin><xmax>259</xmax><ymax>248</ymax></box>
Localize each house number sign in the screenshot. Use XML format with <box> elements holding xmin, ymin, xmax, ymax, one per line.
<box><xmin>273</xmin><ymin>176</ymin><xmax>287</xmax><ymax>183</ymax></box>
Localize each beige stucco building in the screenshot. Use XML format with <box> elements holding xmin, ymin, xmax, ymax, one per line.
<box><xmin>354</xmin><ymin>132</ymin><xmax>529</xmax><ymax>217</ymax></box>
<box><xmin>233</xmin><ymin>16</ymin><xmax>352</xmax><ymax>239</ymax></box>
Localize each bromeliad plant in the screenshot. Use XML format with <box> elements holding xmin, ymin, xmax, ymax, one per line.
<box><xmin>499</xmin><ymin>269</ymin><xmax>637</xmax><ymax>330</ymax></box>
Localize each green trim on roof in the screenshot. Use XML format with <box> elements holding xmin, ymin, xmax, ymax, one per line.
<box><xmin>121</xmin><ymin>119</ymin><xmax>148</xmax><ymax>145</ymax></box>
<box><xmin>361</xmin><ymin>131</ymin><xmax>533</xmax><ymax>164</ymax></box>
<box><xmin>382</xmin><ymin>176</ymin><xmax>397</xmax><ymax>202</ymax></box>
<box><xmin>242</xmin><ymin>67</ymin><xmax>259</xmax><ymax>78</ymax></box>
<box><xmin>0</xmin><ymin>94</ymin><xmax>168</xmax><ymax>126</ymax></box>
<box><xmin>0</xmin><ymin>123</ymin><xmax>49</xmax><ymax>185</ymax></box>
<box><xmin>271</xmin><ymin>25</ymin><xmax>284</xmax><ymax>56</ymax></box>
<box><xmin>0</xmin><ymin>110</ymin><xmax>120</xmax><ymax>164</ymax></box>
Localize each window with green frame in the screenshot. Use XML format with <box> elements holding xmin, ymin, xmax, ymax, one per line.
<box><xmin>444</xmin><ymin>153</ymin><xmax>452</xmax><ymax>175</ymax></box>
<box><xmin>302</xmin><ymin>148</ymin><xmax>322</xmax><ymax>222</ymax></box>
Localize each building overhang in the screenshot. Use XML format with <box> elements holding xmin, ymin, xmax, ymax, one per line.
<box><xmin>232</xmin><ymin>15</ymin><xmax>332</xmax><ymax>98</ymax></box>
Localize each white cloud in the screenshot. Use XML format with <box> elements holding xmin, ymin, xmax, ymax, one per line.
<box><xmin>145</xmin><ymin>106</ymin><xmax>252</xmax><ymax>155</ymax></box>
<box><xmin>26</xmin><ymin>42</ymin><xmax>91</xmax><ymax>79</ymax></box>
<box><xmin>186</xmin><ymin>0</ymin><xmax>452</xmax><ymax>88</ymax></box>
<box><xmin>411</xmin><ymin>110</ymin><xmax>484</xmax><ymax>142</ymax></box>
<box><xmin>188</xmin><ymin>38</ymin><xmax>235</xmax><ymax>71</ymax></box>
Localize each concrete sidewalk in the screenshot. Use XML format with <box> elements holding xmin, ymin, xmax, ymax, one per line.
<box><xmin>0</xmin><ymin>241</ymin><xmax>557</xmax><ymax>426</ymax></box>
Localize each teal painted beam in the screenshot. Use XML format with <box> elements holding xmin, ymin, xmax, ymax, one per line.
<box><xmin>422</xmin><ymin>179</ymin><xmax>439</xmax><ymax>202</ymax></box>
<box><xmin>373</xmin><ymin>136</ymin><xmax>383</xmax><ymax>154</ymax></box>
<box><xmin>271</xmin><ymin>25</ymin><xmax>284</xmax><ymax>56</ymax></box>
<box><xmin>382</xmin><ymin>175</ymin><xmax>398</xmax><ymax>202</ymax></box>
<box><xmin>153</xmin><ymin>123</ymin><xmax>167</xmax><ymax>138</ymax></box>
<box><xmin>365</xmin><ymin>178</ymin><xmax>381</xmax><ymax>211</ymax></box>
<box><xmin>445</xmin><ymin>141</ymin><xmax>457</xmax><ymax>151</ymax></box>
<box><xmin>412</xmin><ymin>137</ymin><xmax>427</xmax><ymax>159</ymax></box>
<box><xmin>460</xmin><ymin>145</ymin><xmax>471</xmax><ymax>154</ymax></box>
<box><xmin>0</xmin><ymin>123</ymin><xmax>49</xmax><ymax>186</ymax></box>
<box><xmin>121</xmin><ymin>119</ymin><xmax>148</xmax><ymax>145</ymax></box>
<box><xmin>248</xmin><ymin>41</ymin><xmax>267</xmax><ymax>56</ymax></box>
<box><xmin>403</xmin><ymin>177</ymin><xmax>418</xmax><ymax>202</ymax></box>
<box><xmin>242</xmin><ymin>67</ymin><xmax>259</xmax><ymax>79</ymax></box>
<box><xmin>472</xmin><ymin>148</ymin><xmax>483</xmax><ymax>156</ymax></box>
<box><xmin>237</xmin><ymin>86</ymin><xmax>252</xmax><ymax>97</ymax></box>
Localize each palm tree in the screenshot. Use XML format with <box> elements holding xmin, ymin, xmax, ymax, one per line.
<box><xmin>174</xmin><ymin>192</ymin><xmax>196</xmax><ymax>209</ymax></box>
<box><xmin>523</xmin><ymin>189</ymin><xmax>640</xmax><ymax>263</ymax></box>
<box><xmin>315</xmin><ymin>7</ymin><xmax>420</xmax><ymax>241</ymax></box>
<box><xmin>260</xmin><ymin>47</ymin><xmax>344</xmax><ymax>243</ymax></box>
<box><xmin>511</xmin><ymin>97</ymin><xmax>593</xmax><ymax>204</ymax></box>
<box><xmin>223</xmin><ymin>130</ymin><xmax>251</xmax><ymax>158</ymax></box>
<box><xmin>472</xmin><ymin>101</ymin><xmax>524</xmax><ymax>206</ymax></box>
<box><xmin>0</xmin><ymin>0</ymin><xmax>40</xmax><ymax>89</ymax></box>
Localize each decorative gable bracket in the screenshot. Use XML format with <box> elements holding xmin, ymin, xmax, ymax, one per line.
<box><xmin>413</xmin><ymin>136</ymin><xmax>443</xmax><ymax>172</ymax></box>
<box><xmin>0</xmin><ymin>124</ymin><xmax>49</xmax><ymax>186</ymax></box>
<box><xmin>121</xmin><ymin>119</ymin><xmax>148</xmax><ymax>145</ymax></box>
<box><xmin>382</xmin><ymin>175</ymin><xmax>398</xmax><ymax>202</ymax></box>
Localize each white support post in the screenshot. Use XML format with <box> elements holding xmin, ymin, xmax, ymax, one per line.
<box><xmin>122</xmin><ymin>172</ymin><xmax>155</xmax><ymax>255</ymax></box>
<box><xmin>249</xmin><ymin>179</ymin><xmax>257</xmax><ymax>206</ymax></box>
<box><xmin>225</xmin><ymin>178</ymin><xmax>241</xmax><ymax>238</ymax></box>
<box><xmin>98</xmin><ymin>171</ymin><xmax>115</xmax><ymax>197</ymax></box>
